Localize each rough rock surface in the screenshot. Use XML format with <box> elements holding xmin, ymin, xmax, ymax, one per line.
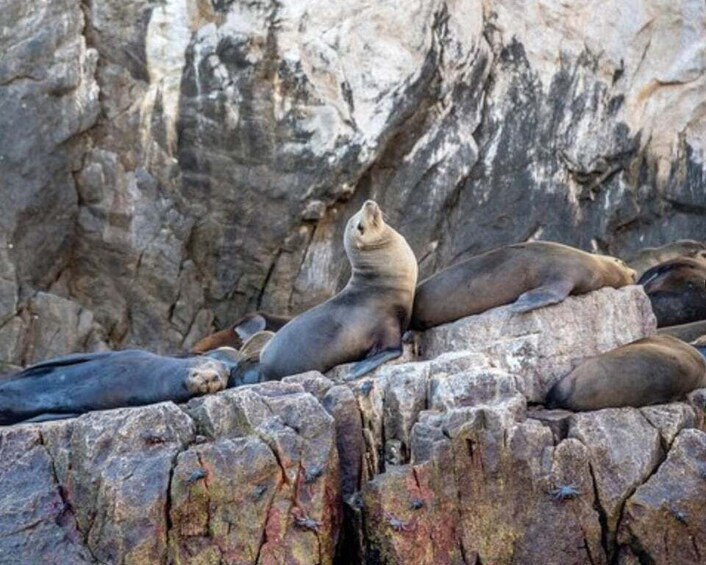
<box><xmin>2</xmin><ymin>0</ymin><xmax>706</xmax><ymax>360</ymax></box>
<box><xmin>0</xmin><ymin>384</ymin><xmax>340</xmax><ymax>565</ymax></box>
<box><xmin>2</xmin><ymin>286</ymin><xmax>705</xmax><ymax>564</ymax></box>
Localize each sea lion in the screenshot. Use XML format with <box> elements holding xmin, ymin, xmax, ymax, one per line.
<box><xmin>692</xmin><ymin>335</ymin><xmax>706</xmax><ymax>349</ymax></box>
<box><xmin>639</xmin><ymin>256</ymin><xmax>706</xmax><ymax>327</ymax></box>
<box><xmin>546</xmin><ymin>335</ymin><xmax>706</xmax><ymax>411</ymax></box>
<box><xmin>411</xmin><ymin>241</ymin><xmax>636</xmax><ymax>330</ymax></box>
<box><xmin>260</xmin><ymin>200</ymin><xmax>418</xmax><ymax>380</ymax></box>
<box><xmin>214</xmin><ymin>331</ymin><xmax>275</xmax><ymax>387</ymax></box>
<box><xmin>658</xmin><ymin>320</ymin><xmax>706</xmax><ymax>343</ymax></box>
<box><xmin>0</xmin><ymin>348</ymin><xmax>236</xmax><ymax>426</ymax></box>
<box><xmin>191</xmin><ymin>311</ymin><xmax>291</xmax><ymax>353</ymax></box>
<box><xmin>627</xmin><ymin>240</ymin><xmax>706</xmax><ymax>278</ymax></box>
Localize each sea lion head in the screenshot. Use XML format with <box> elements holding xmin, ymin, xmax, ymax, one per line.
<box><xmin>345</xmin><ymin>200</ymin><xmax>386</xmax><ymax>252</ymax></box>
<box><xmin>603</xmin><ymin>256</ymin><xmax>637</xmax><ymax>286</ymax></box>
<box><xmin>344</xmin><ymin>200</ymin><xmax>418</xmax><ymax>291</ymax></box>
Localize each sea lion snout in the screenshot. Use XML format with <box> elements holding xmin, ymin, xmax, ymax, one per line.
<box><xmin>361</xmin><ymin>200</ymin><xmax>382</xmax><ymax>225</ymax></box>
<box><xmin>186</xmin><ymin>361</ymin><xmax>229</xmax><ymax>395</ymax></box>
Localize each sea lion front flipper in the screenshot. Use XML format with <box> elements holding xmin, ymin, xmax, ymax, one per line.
<box><xmin>346</xmin><ymin>348</ymin><xmax>402</xmax><ymax>381</ymax></box>
<box><xmin>509</xmin><ymin>279</ymin><xmax>574</xmax><ymax>314</ymax></box>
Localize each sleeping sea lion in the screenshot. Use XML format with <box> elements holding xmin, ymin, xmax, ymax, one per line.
<box><xmin>546</xmin><ymin>335</ymin><xmax>706</xmax><ymax>411</ymax></box>
<box><xmin>411</xmin><ymin>241</ymin><xmax>636</xmax><ymax>330</ymax></box>
<box><xmin>627</xmin><ymin>240</ymin><xmax>706</xmax><ymax>278</ymax></box>
<box><xmin>0</xmin><ymin>348</ymin><xmax>236</xmax><ymax>426</ymax></box>
<box><xmin>260</xmin><ymin>200</ymin><xmax>418</xmax><ymax>380</ymax></box>
<box><xmin>191</xmin><ymin>311</ymin><xmax>291</xmax><ymax>353</ymax></box>
<box><xmin>639</xmin><ymin>256</ymin><xmax>706</xmax><ymax>327</ymax></box>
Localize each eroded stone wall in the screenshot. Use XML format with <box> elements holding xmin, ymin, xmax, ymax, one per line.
<box><xmin>1</xmin><ymin>0</ymin><xmax>705</xmax><ymax>364</ymax></box>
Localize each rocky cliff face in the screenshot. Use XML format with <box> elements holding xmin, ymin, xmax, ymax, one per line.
<box><xmin>1</xmin><ymin>0</ymin><xmax>705</xmax><ymax>362</ymax></box>
<box><xmin>2</xmin><ymin>287</ymin><xmax>705</xmax><ymax>564</ymax></box>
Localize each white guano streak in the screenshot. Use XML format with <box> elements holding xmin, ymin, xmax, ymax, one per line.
<box><xmin>142</xmin><ymin>0</ymin><xmax>192</xmax><ymax>158</ymax></box>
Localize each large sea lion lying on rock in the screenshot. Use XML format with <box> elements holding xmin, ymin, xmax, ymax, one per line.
<box><xmin>0</xmin><ymin>348</ymin><xmax>239</xmax><ymax>426</ymax></box>
<box><xmin>627</xmin><ymin>240</ymin><xmax>706</xmax><ymax>278</ymax></box>
<box><xmin>639</xmin><ymin>256</ymin><xmax>706</xmax><ymax>327</ymax></box>
<box><xmin>546</xmin><ymin>335</ymin><xmax>706</xmax><ymax>411</ymax></box>
<box><xmin>411</xmin><ymin>241</ymin><xmax>636</xmax><ymax>330</ymax></box>
<box><xmin>260</xmin><ymin>200</ymin><xmax>418</xmax><ymax>380</ymax></box>
<box><xmin>191</xmin><ymin>311</ymin><xmax>291</xmax><ymax>353</ymax></box>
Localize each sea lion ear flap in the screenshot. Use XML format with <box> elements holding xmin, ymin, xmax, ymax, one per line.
<box><xmin>234</xmin><ymin>314</ymin><xmax>267</xmax><ymax>342</ymax></box>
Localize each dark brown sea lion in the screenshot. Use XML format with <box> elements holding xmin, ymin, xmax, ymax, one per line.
<box><xmin>627</xmin><ymin>240</ymin><xmax>706</xmax><ymax>278</ymax></box>
<box><xmin>658</xmin><ymin>320</ymin><xmax>706</xmax><ymax>343</ymax></box>
<box><xmin>191</xmin><ymin>311</ymin><xmax>291</xmax><ymax>353</ymax></box>
<box><xmin>546</xmin><ymin>335</ymin><xmax>706</xmax><ymax>411</ymax></box>
<box><xmin>639</xmin><ymin>256</ymin><xmax>706</xmax><ymax>327</ymax></box>
<box><xmin>411</xmin><ymin>241</ymin><xmax>636</xmax><ymax>330</ymax></box>
<box><xmin>260</xmin><ymin>200</ymin><xmax>418</xmax><ymax>380</ymax></box>
<box><xmin>0</xmin><ymin>348</ymin><xmax>236</xmax><ymax>426</ymax></box>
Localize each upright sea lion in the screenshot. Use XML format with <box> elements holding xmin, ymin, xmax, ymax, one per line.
<box><xmin>0</xmin><ymin>349</ymin><xmax>235</xmax><ymax>426</ymax></box>
<box><xmin>627</xmin><ymin>240</ymin><xmax>706</xmax><ymax>278</ymax></box>
<box><xmin>191</xmin><ymin>311</ymin><xmax>292</xmax><ymax>353</ymax></box>
<box><xmin>639</xmin><ymin>256</ymin><xmax>706</xmax><ymax>327</ymax></box>
<box><xmin>411</xmin><ymin>241</ymin><xmax>636</xmax><ymax>330</ymax></box>
<box><xmin>546</xmin><ymin>335</ymin><xmax>706</xmax><ymax>411</ymax></box>
<box><xmin>260</xmin><ymin>200</ymin><xmax>418</xmax><ymax>380</ymax></box>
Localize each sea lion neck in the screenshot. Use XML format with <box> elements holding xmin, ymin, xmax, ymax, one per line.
<box><xmin>346</xmin><ymin>229</ymin><xmax>418</xmax><ymax>293</ymax></box>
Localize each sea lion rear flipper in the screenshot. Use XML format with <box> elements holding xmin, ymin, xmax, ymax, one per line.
<box><xmin>237</xmin><ymin>330</ymin><xmax>276</xmax><ymax>362</ymax></box>
<box><xmin>234</xmin><ymin>315</ymin><xmax>268</xmax><ymax>341</ymax></box>
<box><xmin>509</xmin><ymin>279</ymin><xmax>574</xmax><ymax>314</ymax></box>
<box><xmin>346</xmin><ymin>348</ymin><xmax>402</xmax><ymax>381</ymax></box>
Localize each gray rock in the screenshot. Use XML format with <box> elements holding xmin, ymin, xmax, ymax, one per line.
<box><xmin>0</xmin><ymin>0</ymin><xmax>99</xmax><ymax>319</ymax></box>
<box><xmin>618</xmin><ymin>429</ymin><xmax>706</xmax><ymax>563</ymax></box>
<box><xmin>0</xmin><ymin>382</ymin><xmax>342</xmax><ymax>564</ymax></box>
<box><xmin>568</xmin><ymin>408</ymin><xmax>664</xmax><ymax>550</ymax></box>
<box><xmin>3</xmin><ymin>0</ymin><xmax>704</xmax><ymax>363</ymax></box>
<box><xmin>23</xmin><ymin>292</ymin><xmax>107</xmax><ymax>365</ymax></box>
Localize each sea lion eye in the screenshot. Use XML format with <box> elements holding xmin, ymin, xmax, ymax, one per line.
<box><xmin>357</xmin><ymin>223</ymin><xmax>364</xmax><ymax>234</ymax></box>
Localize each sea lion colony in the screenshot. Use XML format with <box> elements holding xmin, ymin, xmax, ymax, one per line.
<box><xmin>0</xmin><ymin>202</ymin><xmax>705</xmax><ymax>425</ymax></box>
